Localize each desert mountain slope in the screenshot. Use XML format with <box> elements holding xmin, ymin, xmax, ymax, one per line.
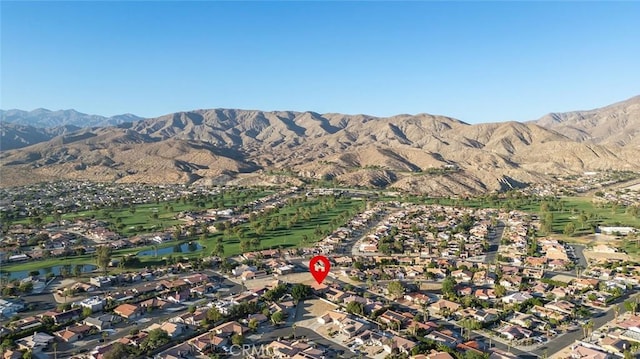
<box><xmin>1</xmin><ymin>97</ymin><xmax>639</xmax><ymax>194</ymax></box>
<box><xmin>1</xmin><ymin>108</ymin><xmax>143</xmax><ymax>129</ymax></box>
<box><xmin>0</xmin><ymin>123</ymin><xmax>81</xmax><ymax>151</ymax></box>
<box><xmin>533</xmin><ymin>95</ymin><xmax>640</xmax><ymax>146</ymax></box>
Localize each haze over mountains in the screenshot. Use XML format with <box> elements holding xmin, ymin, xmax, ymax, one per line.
<box><xmin>1</xmin><ymin>96</ymin><xmax>638</xmax><ymax>195</ymax></box>
<box><xmin>0</xmin><ymin>109</ymin><xmax>143</xmax><ymax>151</ymax></box>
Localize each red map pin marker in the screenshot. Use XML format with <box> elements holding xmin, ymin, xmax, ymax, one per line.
<box><xmin>309</xmin><ymin>255</ymin><xmax>330</xmax><ymax>284</ymax></box>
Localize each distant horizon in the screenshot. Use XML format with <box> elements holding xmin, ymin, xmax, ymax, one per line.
<box><xmin>2</xmin><ymin>2</ymin><xmax>639</xmax><ymax>123</ymax></box>
<box><xmin>1</xmin><ymin>93</ymin><xmax>638</xmax><ymax>124</ymax></box>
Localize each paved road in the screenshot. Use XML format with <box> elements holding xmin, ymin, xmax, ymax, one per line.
<box><xmin>535</xmin><ymin>291</ymin><xmax>640</xmax><ymax>356</ymax></box>
<box><xmin>483</xmin><ymin>220</ymin><xmax>506</xmax><ymax>264</ymax></box>
<box><xmin>568</xmin><ymin>244</ymin><xmax>588</xmax><ymax>269</ymax></box>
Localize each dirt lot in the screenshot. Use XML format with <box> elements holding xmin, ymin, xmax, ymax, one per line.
<box><xmin>242</xmin><ymin>272</ymin><xmax>316</xmax><ymax>290</ymax></box>
<box><xmin>583</xmin><ymin>250</ymin><xmax>630</xmax><ymax>263</ymax></box>
<box><xmin>300</xmin><ymin>298</ymin><xmax>338</xmax><ymax>318</ymax></box>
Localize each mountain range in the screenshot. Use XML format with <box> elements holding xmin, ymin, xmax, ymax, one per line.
<box><xmin>1</xmin><ymin>96</ymin><xmax>638</xmax><ymax>195</ymax></box>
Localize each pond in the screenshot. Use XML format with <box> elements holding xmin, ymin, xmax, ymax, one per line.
<box><xmin>2</xmin><ymin>264</ymin><xmax>98</xmax><ymax>281</ymax></box>
<box><xmin>137</xmin><ymin>242</ymin><xmax>203</xmax><ymax>257</ymax></box>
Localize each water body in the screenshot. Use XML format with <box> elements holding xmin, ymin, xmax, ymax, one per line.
<box><xmin>137</xmin><ymin>242</ymin><xmax>202</xmax><ymax>257</ymax></box>
<box><xmin>3</xmin><ymin>264</ymin><xmax>98</xmax><ymax>281</ymax></box>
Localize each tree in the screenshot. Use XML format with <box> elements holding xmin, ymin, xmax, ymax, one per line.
<box><xmin>441</xmin><ymin>276</ymin><xmax>457</xmax><ymax>298</ymax></box>
<box><xmin>103</xmin><ymin>343</ymin><xmax>129</xmax><ymax>359</ymax></box>
<box><xmin>206</xmin><ymin>307</ymin><xmax>223</xmax><ymax>322</ymax></box>
<box><xmin>563</xmin><ymin>222</ymin><xmax>576</xmax><ymax>236</ymax></box>
<box><xmin>346</xmin><ymin>301</ymin><xmax>365</xmax><ymax>316</ymax></box>
<box><xmin>387</xmin><ymin>281</ymin><xmax>404</xmax><ymax>300</ymax></box>
<box><xmin>141</xmin><ymin>328</ymin><xmax>170</xmax><ymax>352</ymax></box>
<box><xmin>214</xmin><ymin>243</ymin><xmax>224</xmax><ymax>257</ymax></box>
<box><xmin>18</xmin><ymin>281</ymin><xmax>33</xmax><ymax>294</ymax></box>
<box><xmin>271</xmin><ymin>311</ymin><xmax>284</xmax><ymax>325</ymax></box>
<box><xmin>82</xmin><ymin>307</ymin><xmax>93</xmax><ymax>318</ymax></box>
<box><xmin>231</xmin><ymin>333</ymin><xmax>244</xmax><ymax>346</ymax></box>
<box><xmin>291</xmin><ymin>283</ymin><xmax>312</xmax><ymax>302</ymax></box>
<box><xmin>248</xmin><ymin>318</ymin><xmax>259</xmax><ymax>331</ymax></box>
<box><xmin>624</xmin><ymin>299</ymin><xmax>638</xmax><ymax>315</ymax></box>
<box><xmin>494</xmin><ymin>284</ymin><xmax>507</xmax><ymax>298</ymax></box>
<box><xmin>96</xmin><ymin>246</ymin><xmax>112</xmax><ymax>274</ymax></box>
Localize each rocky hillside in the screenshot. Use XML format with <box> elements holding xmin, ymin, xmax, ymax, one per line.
<box><xmin>1</xmin><ymin>108</ymin><xmax>142</xmax><ymax>129</ymax></box>
<box><xmin>0</xmin><ymin>123</ymin><xmax>81</xmax><ymax>151</ymax></box>
<box><xmin>533</xmin><ymin>95</ymin><xmax>640</xmax><ymax>147</ymax></box>
<box><xmin>1</xmin><ymin>97</ymin><xmax>638</xmax><ymax>195</ymax></box>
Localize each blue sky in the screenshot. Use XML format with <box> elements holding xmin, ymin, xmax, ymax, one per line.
<box><xmin>1</xmin><ymin>1</ymin><xmax>639</xmax><ymax>123</ymax></box>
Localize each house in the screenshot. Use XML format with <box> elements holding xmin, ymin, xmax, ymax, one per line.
<box><xmin>16</xmin><ymin>332</ymin><xmax>54</xmax><ymax>353</ymax></box>
<box><xmin>212</xmin><ymin>321</ymin><xmax>248</xmax><ymax>338</ymax></box>
<box><xmin>84</xmin><ymin>314</ymin><xmax>120</xmax><ymax>331</ymax></box>
<box><xmin>551</xmin><ymin>286</ymin><xmax>571</xmax><ymax>299</ymax></box>
<box><xmin>573</xmin><ymin>278</ymin><xmax>600</xmax><ymax>291</ymax></box>
<box><xmin>489</xmin><ymin>349</ymin><xmax>518</xmax><ymax>359</ymax></box>
<box><xmin>310</xmin><ymin>282</ymin><xmax>329</xmax><ymax>294</ymax></box>
<box><xmin>337</xmin><ymin>317</ymin><xmax>369</xmax><ymax>337</ymax></box>
<box><xmin>383</xmin><ymin>335</ymin><xmax>416</xmax><ymax>354</ymax></box>
<box><xmin>54</xmin><ymin>324</ymin><xmax>91</xmax><ymax>343</ymax></box>
<box><xmin>182</xmin><ymin>273</ymin><xmax>209</xmax><ymax>285</ymax></box>
<box><xmin>474</xmin><ymin>288</ymin><xmax>496</xmax><ymax>300</ymax></box>
<box><xmin>10</xmin><ymin>316</ymin><xmax>43</xmax><ymax>332</ymax></box>
<box><xmin>498</xmin><ymin>324</ymin><xmax>532</xmax><ymax>340</ymax></box>
<box><xmin>118</xmin><ymin>331</ymin><xmax>148</xmax><ymax>348</ymax></box>
<box><xmin>55</xmin><ymin>328</ymin><xmax>81</xmax><ymax>343</ymax></box>
<box><xmin>154</xmin><ymin>342</ymin><xmax>194</xmax><ymax>359</ymax></box>
<box><xmin>354</xmin><ymin>330</ymin><xmax>385</xmax><ymax>346</ymax></box>
<box><xmin>570</xmin><ymin>343</ymin><xmax>610</xmax><ymax>359</ymax></box>
<box><xmin>79</xmin><ymin>296</ymin><xmax>106</xmax><ymax>312</ymax></box>
<box><xmin>166</xmin><ymin>289</ymin><xmax>191</xmax><ymax>304</ymax></box>
<box><xmin>189</xmin><ymin>332</ymin><xmax>227</xmax><ymax>354</ymax></box>
<box><xmin>469</xmin><ymin>309</ymin><xmax>499</xmax><ymax>323</ymax></box>
<box><xmin>44</xmin><ymin>308</ymin><xmax>82</xmax><ymax>325</ymax></box>
<box><xmin>0</xmin><ymin>299</ymin><xmax>25</xmax><ymax>318</ymax></box>
<box><xmin>451</xmin><ymin>270</ymin><xmax>473</xmax><ymax>283</ymax></box>
<box><xmin>89</xmin><ymin>276</ymin><xmax>113</xmax><ymax>288</ymax></box>
<box><xmin>600</xmin><ymin>337</ymin><xmax>630</xmax><ymax>356</ymax></box>
<box><xmin>427</xmin><ymin>352</ymin><xmax>455</xmax><ymax>359</ymax></box>
<box><xmin>2</xmin><ymin>349</ymin><xmax>22</xmax><ymax>359</ymax></box>
<box><xmin>501</xmin><ymin>292</ymin><xmax>533</xmax><ymax>304</ymax></box>
<box><xmin>145</xmin><ymin>322</ymin><xmax>185</xmax><ymax>338</ymax></box>
<box><xmin>275</xmin><ymin>264</ymin><xmax>295</xmax><ymax>275</ymax></box>
<box><xmin>425</xmin><ymin>330</ymin><xmax>459</xmax><ymax>348</ymax></box>
<box><xmin>140</xmin><ymin>298</ymin><xmax>172</xmax><ymax>311</ymax></box>
<box><xmin>114</xmin><ymin>303</ymin><xmax>141</xmax><ymax>319</ymax></box>
<box><xmin>430</xmin><ymin>299</ymin><xmax>461</xmax><ymax>315</ymax></box>
<box><xmin>325</xmin><ymin>288</ymin><xmax>347</xmax><ymax>303</ymax></box>
<box><xmin>545</xmin><ymin>300</ymin><xmax>575</xmax><ymax>315</ymax></box>
<box><xmin>404</xmin><ymin>292</ymin><xmax>432</xmax><ymax>305</ymax></box>
<box><xmin>317</xmin><ymin>310</ymin><xmax>348</xmax><ymax>325</ymax></box>
<box><xmin>531</xmin><ymin>305</ymin><xmax>567</xmax><ymax>322</ymax></box>
<box><xmin>378</xmin><ymin>310</ymin><xmax>406</xmax><ymax>329</ymax></box>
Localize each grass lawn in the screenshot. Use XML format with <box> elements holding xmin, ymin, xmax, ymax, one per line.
<box><xmin>197</xmin><ymin>197</ymin><xmax>364</xmax><ymax>257</ymax></box>
<box><xmin>2</xmin><ymin>194</ymin><xmax>362</xmax><ymax>274</ymax></box>
<box><xmin>1</xmin><ymin>240</ymin><xmax>187</xmax><ymax>274</ymax></box>
<box><xmin>16</xmin><ymin>189</ymin><xmax>274</xmax><ymax>236</ymax></box>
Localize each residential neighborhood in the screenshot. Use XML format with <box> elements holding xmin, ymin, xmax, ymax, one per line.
<box><xmin>1</xmin><ymin>183</ymin><xmax>639</xmax><ymax>359</ymax></box>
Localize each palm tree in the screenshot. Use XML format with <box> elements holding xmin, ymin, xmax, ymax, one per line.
<box><xmin>587</xmin><ymin>320</ymin><xmax>595</xmax><ymax>337</ymax></box>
